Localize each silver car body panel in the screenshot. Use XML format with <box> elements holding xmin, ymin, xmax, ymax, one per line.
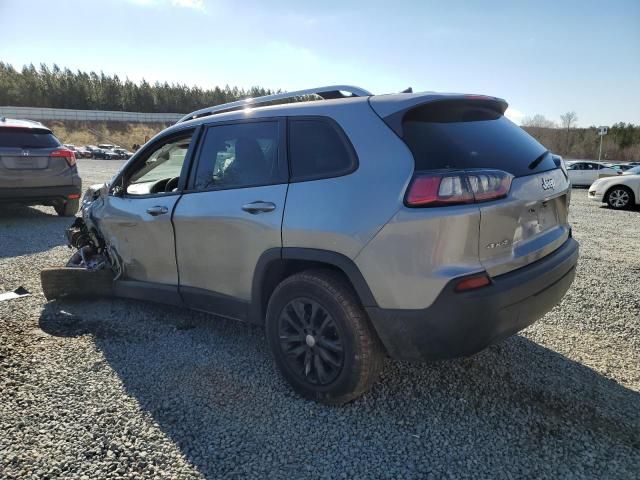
<box><xmin>282</xmin><ymin>101</ymin><xmax>413</xmax><ymax>259</ymax></box>
<box><xmin>92</xmin><ymin>194</ymin><xmax>181</xmax><ymax>286</ymax></box>
<box><xmin>355</xmin><ymin>204</ymin><xmax>483</xmax><ymax>309</ymax></box>
<box><xmin>477</xmin><ymin>168</ymin><xmax>570</xmax><ymax>277</ymax></box>
<box><xmin>173</xmin><ymin>184</ymin><xmax>287</xmax><ymax>301</ymax></box>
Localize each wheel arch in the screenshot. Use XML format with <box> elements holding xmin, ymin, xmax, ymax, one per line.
<box><xmin>249</xmin><ymin>248</ymin><xmax>378</xmax><ymax>324</ymax></box>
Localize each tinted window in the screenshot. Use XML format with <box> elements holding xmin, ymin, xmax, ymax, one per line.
<box><xmin>288</xmin><ymin>119</ymin><xmax>356</xmax><ymax>181</ymax></box>
<box><xmin>193</xmin><ymin>122</ymin><xmax>282</xmax><ymax>190</ymax></box>
<box><xmin>0</xmin><ymin>128</ymin><xmax>60</xmax><ymax>148</ymax></box>
<box><xmin>401</xmin><ymin>101</ymin><xmax>556</xmax><ymax>177</ymax></box>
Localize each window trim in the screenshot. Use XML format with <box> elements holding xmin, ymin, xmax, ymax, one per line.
<box><xmin>286</xmin><ymin>115</ymin><xmax>359</xmax><ymax>183</ymax></box>
<box><xmin>185</xmin><ymin>117</ymin><xmax>287</xmax><ymax>193</ymax></box>
<box><xmin>110</xmin><ymin>126</ymin><xmax>201</xmax><ymax>199</ymax></box>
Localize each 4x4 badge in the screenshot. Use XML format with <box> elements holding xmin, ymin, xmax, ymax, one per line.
<box><xmin>541</xmin><ymin>177</ymin><xmax>555</xmax><ymax>190</ymax></box>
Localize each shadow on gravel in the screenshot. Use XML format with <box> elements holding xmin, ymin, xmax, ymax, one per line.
<box><xmin>0</xmin><ymin>204</ymin><xmax>70</xmax><ymax>258</ymax></box>
<box><xmin>39</xmin><ymin>299</ymin><xmax>640</xmax><ymax>479</ymax></box>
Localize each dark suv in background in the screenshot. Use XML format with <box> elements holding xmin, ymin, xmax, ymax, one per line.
<box><xmin>0</xmin><ymin>117</ymin><xmax>82</xmax><ymax>216</ymax></box>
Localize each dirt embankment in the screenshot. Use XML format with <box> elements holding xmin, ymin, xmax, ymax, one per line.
<box><xmin>44</xmin><ymin>121</ymin><xmax>169</xmax><ymax>149</ymax></box>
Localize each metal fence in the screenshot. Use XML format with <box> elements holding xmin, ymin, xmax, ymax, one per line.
<box><xmin>0</xmin><ymin>106</ymin><xmax>182</xmax><ymax>123</ymax></box>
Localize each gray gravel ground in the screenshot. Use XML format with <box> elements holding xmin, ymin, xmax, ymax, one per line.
<box><xmin>1</xmin><ymin>159</ymin><xmax>639</xmax><ymax>479</ymax></box>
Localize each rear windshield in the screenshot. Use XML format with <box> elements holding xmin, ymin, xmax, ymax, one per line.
<box><xmin>401</xmin><ymin>101</ymin><xmax>556</xmax><ymax>177</ymax></box>
<box><xmin>0</xmin><ymin>128</ymin><xmax>60</xmax><ymax>149</ymax></box>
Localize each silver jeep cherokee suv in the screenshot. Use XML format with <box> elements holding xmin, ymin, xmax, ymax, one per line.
<box><xmin>48</xmin><ymin>86</ymin><xmax>579</xmax><ymax>404</ymax></box>
<box><xmin>0</xmin><ymin>118</ymin><xmax>82</xmax><ymax>216</ymax></box>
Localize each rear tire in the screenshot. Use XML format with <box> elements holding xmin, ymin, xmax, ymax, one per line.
<box><xmin>606</xmin><ymin>186</ymin><xmax>633</xmax><ymax>210</ymax></box>
<box><xmin>54</xmin><ymin>198</ymin><xmax>80</xmax><ymax>217</ymax></box>
<box><xmin>40</xmin><ymin>267</ymin><xmax>114</xmax><ymax>300</ymax></box>
<box><xmin>266</xmin><ymin>269</ymin><xmax>384</xmax><ymax>405</ymax></box>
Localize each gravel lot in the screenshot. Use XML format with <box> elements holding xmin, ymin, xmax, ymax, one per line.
<box><xmin>1</xmin><ymin>159</ymin><xmax>639</xmax><ymax>479</ymax></box>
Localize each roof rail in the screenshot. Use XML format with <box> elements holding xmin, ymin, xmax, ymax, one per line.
<box><xmin>176</xmin><ymin>85</ymin><xmax>372</xmax><ymax>124</ymax></box>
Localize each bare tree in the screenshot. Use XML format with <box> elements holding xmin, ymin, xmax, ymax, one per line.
<box><xmin>560</xmin><ymin>111</ymin><xmax>578</xmax><ymax>155</ymax></box>
<box><xmin>560</xmin><ymin>111</ymin><xmax>578</xmax><ymax>130</ymax></box>
<box><xmin>522</xmin><ymin>114</ymin><xmax>556</xmax><ymax>128</ymax></box>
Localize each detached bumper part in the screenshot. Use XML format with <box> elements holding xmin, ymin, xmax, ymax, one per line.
<box><xmin>366</xmin><ymin>238</ymin><xmax>579</xmax><ymax>361</ymax></box>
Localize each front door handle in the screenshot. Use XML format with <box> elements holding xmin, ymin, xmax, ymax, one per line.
<box><xmin>241</xmin><ymin>201</ymin><xmax>276</xmax><ymax>214</ymax></box>
<box><xmin>146</xmin><ymin>205</ymin><xmax>169</xmax><ymax>216</ymax></box>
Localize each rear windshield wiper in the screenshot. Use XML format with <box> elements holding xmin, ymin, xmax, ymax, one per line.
<box><xmin>528</xmin><ymin>150</ymin><xmax>549</xmax><ymax>170</ymax></box>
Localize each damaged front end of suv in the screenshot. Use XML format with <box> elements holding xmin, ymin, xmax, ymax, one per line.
<box><xmin>41</xmin><ymin>183</ymin><xmax>118</xmax><ymax>300</ymax></box>
<box><xmin>66</xmin><ymin>183</ymin><xmax>122</xmax><ymax>274</ymax></box>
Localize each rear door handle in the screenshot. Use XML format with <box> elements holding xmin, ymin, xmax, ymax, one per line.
<box><xmin>241</xmin><ymin>201</ymin><xmax>276</xmax><ymax>214</ymax></box>
<box><xmin>146</xmin><ymin>205</ymin><xmax>169</xmax><ymax>216</ymax></box>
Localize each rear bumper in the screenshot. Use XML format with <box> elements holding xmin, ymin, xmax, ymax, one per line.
<box><xmin>366</xmin><ymin>237</ymin><xmax>579</xmax><ymax>361</ymax></box>
<box><xmin>0</xmin><ymin>183</ymin><xmax>82</xmax><ymax>204</ymax></box>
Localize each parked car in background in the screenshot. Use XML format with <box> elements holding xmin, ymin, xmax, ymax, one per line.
<box><xmin>610</xmin><ymin>163</ymin><xmax>635</xmax><ymax>173</ymax></box>
<box><xmin>103</xmin><ymin>149</ymin><xmax>122</xmax><ymax>160</ymax></box>
<box><xmin>566</xmin><ymin>161</ymin><xmax>618</xmax><ymax>186</ymax></box>
<box><xmin>589</xmin><ymin>167</ymin><xmax>640</xmax><ymax>209</ymax></box>
<box><xmin>48</xmin><ymin>86</ymin><xmax>579</xmax><ymax>404</ymax></box>
<box><xmin>89</xmin><ymin>147</ymin><xmax>108</xmax><ymax>159</ymax></box>
<box><xmin>0</xmin><ymin>117</ymin><xmax>82</xmax><ymax>216</ymax></box>
<box><xmin>75</xmin><ymin>146</ymin><xmax>92</xmax><ymax>159</ymax></box>
<box><xmin>98</xmin><ymin>143</ymin><xmax>116</xmax><ymax>151</ymax></box>
<box><xmin>64</xmin><ymin>144</ymin><xmax>91</xmax><ymax>159</ymax></box>
<box><xmin>84</xmin><ymin>145</ymin><xmax>101</xmax><ymax>159</ymax></box>
<box><xmin>113</xmin><ymin>148</ymin><xmax>133</xmax><ymax>160</ymax></box>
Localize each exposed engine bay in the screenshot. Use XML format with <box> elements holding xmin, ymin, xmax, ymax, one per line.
<box><xmin>64</xmin><ymin>184</ymin><xmax>121</xmax><ymax>279</ymax></box>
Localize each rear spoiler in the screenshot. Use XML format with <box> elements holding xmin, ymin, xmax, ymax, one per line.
<box><xmin>369</xmin><ymin>93</ymin><xmax>508</xmax><ymax>137</ymax></box>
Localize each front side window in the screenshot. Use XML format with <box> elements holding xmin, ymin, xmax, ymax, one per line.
<box><xmin>193</xmin><ymin>121</ymin><xmax>282</xmax><ymax>190</ymax></box>
<box><xmin>124</xmin><ymin>132</ymin><xmax>193</xmax><ymax>195</ymax></box>
<box><xmin>288</xmin><ymin>118</ymin><xmax>356</xmax><ymax>182</ymax></box>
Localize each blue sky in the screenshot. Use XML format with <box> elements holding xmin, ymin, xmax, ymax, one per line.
<box><xmin>1</xmin><ymin>0</ymin><xmax>638</xmax><ymax>125</ymax></box>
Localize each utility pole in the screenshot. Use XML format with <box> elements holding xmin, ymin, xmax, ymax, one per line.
<box><xmin>597</xmin><ymin>126</ymin><xmax>608</xmax><ymax>162</ymax></box>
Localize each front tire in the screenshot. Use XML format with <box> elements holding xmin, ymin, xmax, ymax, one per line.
<box><xmin>54</xmin><ymin>198</ymin><xmax>79</xmax><ymax>217</ymax></box>
<box><xmin>266</xmin><ymin>270</ymin><xmax>384</xmax><ymax>405</ymax></box>
<box><xmin>606</xmin><ymin>186</ymin><xmax>633</xmax><ymax>209</ymax></box>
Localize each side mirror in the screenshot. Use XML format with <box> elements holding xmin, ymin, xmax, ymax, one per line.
<box><xmin>110</xmin><ymin>176</ymin><xmax>126</xmax><ymax>197</ymax></box>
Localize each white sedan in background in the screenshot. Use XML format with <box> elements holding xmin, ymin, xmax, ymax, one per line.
<box><xmin>588</xmin><ymin>166</ymin><xmax>640</xmax><ymax>209</ymax></box>
<box><xmin>567</xmin><ymin>161</ymin><xmax>619</xmax><ymax>186</ymax></box>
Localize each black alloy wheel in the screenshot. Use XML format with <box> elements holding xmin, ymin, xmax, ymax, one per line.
<box><xmin>278</xmin><ymin>297</ymin><xmax>344</xmax><ymax>385</ymax></box>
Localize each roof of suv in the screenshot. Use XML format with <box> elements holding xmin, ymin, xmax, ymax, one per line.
<box><xmin>0</xmin><ymin>117</ymin><xmax>50</xmax><ymax>131</ymax></box>
<box><xmin>165</xmin><ymin>86</ymin><xmax>508</xmax><ymax>140</ymax></box>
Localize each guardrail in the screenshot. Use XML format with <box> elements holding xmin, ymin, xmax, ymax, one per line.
<box><xmin>0</xmin><ymin>106</ymin><xmax>182</xmax><ymax>123</ymax></box>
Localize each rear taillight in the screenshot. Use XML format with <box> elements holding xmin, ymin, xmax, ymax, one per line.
<box><xmin>51</xmin><ymin>148</ymin><xmax>76</xmax><ymax>167</ymax></box>
<box><xmin>405</xmin><ymin>169</ymin><xmax>513</xmax><ymax>207</ymax></box>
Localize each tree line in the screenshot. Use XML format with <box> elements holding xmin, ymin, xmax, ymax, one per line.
<box><xmin>0</xmin><ymin>62</ymin><xmax>276</xmax><ymax>113</ymax></box>
<box><xmin>1</xmin><ymin>62</ymin><xmax>638</xmax><ymax>161</ymax></box>
<box><xmin>522</xmin><ymin>112</ymin><xmax>640</xmax><ymax>162</ymax></box>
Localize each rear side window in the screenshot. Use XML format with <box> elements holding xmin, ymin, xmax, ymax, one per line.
<box><xmin>193</xmin><ymin>121</ymin><xmax>285</xmax><ymax>191</ymax></box>
<box><xmin>401</xmin><ymin>101</ymin><xmax>555</xmax><ymax>177</ymax></box>
<box><xmin>288</xmin><ymin>118</ymin><xmax>356</xmax><ymax>181</ymax></box>
<box><xmin>0</xmin><ymin>128</ymin><xmax>60</xmax><ymax>148</ymax></box>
